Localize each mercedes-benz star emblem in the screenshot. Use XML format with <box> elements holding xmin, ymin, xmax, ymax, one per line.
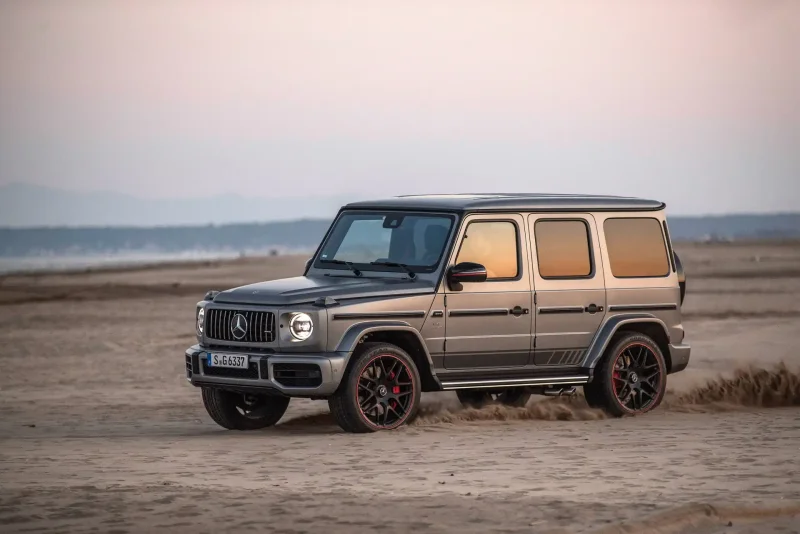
<box><xmin>230</xmin><ymin>313</ymin><xmax>248</xmax><ymax>340</ymax></box>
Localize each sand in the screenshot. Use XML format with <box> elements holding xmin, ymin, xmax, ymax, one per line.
<box><xmin>1</xmin><ymin>241</ymin><xmax>799</xmax><ymax>533</ymax></box>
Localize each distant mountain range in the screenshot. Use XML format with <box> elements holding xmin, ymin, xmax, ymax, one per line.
<box><xmin>0</xmin><ymin>220</ymin><xmax>329</xmax><ymax>258</ymax></box>
<box><xmin>0</xmin><ymin>183</ymin><xmax>362</xmax><ymax>227</ymax></box>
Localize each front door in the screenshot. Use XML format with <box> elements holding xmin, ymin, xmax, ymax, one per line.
<box><xmin>528</xmin><ymin>214</ymin><xmax>606</xmax><ymax>366</ymax></box>
<box><xmin>444</xmin><ymin>213</ymin><xmax>533</xmax><ymax>369</ymax></box>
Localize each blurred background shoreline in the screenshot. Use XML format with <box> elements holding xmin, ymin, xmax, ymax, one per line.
<box><xmin>2</xmin><ymin>210</ymin><xmax>798</xmax><ymax>275</ymax></box>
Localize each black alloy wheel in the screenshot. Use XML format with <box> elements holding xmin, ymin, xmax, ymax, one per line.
<box><xmin>329</xmin><ymin>343</ymin><xmax>421</xmax><ymax>433</ymax></box>
<box><xmin>611</xmin><ymin>343</ymin><xmax>663</xmax><ymax>412</ymax></box>
<box><xmin>583</xmin><ymin>333</ymin><xmax>667</xmax><ymax>417</ymax></box>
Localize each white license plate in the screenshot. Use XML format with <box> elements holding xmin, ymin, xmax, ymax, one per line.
<box><xmin>206</xmin><ymin>353</ymin><xmax>249</xmax><ymax>369</ymax></box>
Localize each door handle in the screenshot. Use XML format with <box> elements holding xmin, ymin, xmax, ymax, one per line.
<box><xmin>510</xmin><ymin>306</ymin><xmax>530</xmax><ymax>317</ymax></box>
<box><xmin>585</xmin><ymin>304</ymin><xmax>604</xmax><ymax>314</ymax></box>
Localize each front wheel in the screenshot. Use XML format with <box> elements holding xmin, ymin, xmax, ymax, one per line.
<box><xmin>456</xmin><ymin>388</ymin><xmax>531</xmax><ymax>408</ymax></box>
<box><xmin>329</xmin><ymin>343</ymin><xmax>421</xmax><ymax>433</ymax></box>
<box><xmin>583</xmin><ymin>333</ymin><xmax>667</xmax><ymax>417</ymax></box>
<box><xmin>202</xmin><ymin>388</ymin><xmax>290</xmax><ymax>430</ymax></box>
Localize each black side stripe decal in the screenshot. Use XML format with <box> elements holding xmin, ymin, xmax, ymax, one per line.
<box><xmin>538</xmin><ymin>306</ymin><xmax>585</xmax><ymax>315</ymax></box>
<box><xmin>332</xmin><ymin>311</ymin><xmax>427</xmax><ymax>320</ymax></box>
<box><xmin>608</xmin><ymin>304</ymin><xmax>678</xmax><ymax>312</ymax></box>
<box><xmin>449</xmin><ymin>309</ymin><xmax>510</xmax><ymax>317</ymax></box>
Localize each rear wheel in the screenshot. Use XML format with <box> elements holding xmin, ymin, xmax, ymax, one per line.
<box><xmin>329</xmin><ymin>343</ymin><xmax>421</xmax><ymax>433</ymax></box>
<box><xmin>456</xmin><ymin>388</ymin><xmax>531</xmax><ymax>408</ymax></box>
<box><xmin>202</xmin><ymin>388</ymin><xmax>290</xmax><ymax>430</ymax></box>
<box><xmin>583</xmin><ymin>333</ymin><xmax>667</xmax><ymax>417</ymax></box>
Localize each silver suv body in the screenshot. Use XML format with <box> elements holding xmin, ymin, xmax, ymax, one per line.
<box><xmin>186</xmin><ymin>194</ymin><xmax>690</xmax><ymax>432</ymax></box>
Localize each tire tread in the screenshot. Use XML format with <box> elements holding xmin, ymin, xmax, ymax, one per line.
<box><xmin>202</xmin><ymin>387</ymin><xmax>289</xmax><ymax>430</ymax></box>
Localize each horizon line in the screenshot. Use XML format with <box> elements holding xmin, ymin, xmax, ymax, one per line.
<box><xmin>1</xmin><ymin>211</ymin><xmax>799</xmax><ymax>232</ymax></box>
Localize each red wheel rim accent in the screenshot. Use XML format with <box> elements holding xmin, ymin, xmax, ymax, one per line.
<box><xmin>356</xmin><ymin>354</ymin><xmax>415</xmax><ymax>429</ymax></box>
<box><xmin>611</xmin><ymin>343</ymin><xmax>663</xmax><ymax>413</ymax></box>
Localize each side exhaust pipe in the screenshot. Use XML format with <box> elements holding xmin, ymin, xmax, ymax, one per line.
<box><xmin>538</xmin><ymin>386</ymin><xmax>578</xmax><ymax>397</ymax></box>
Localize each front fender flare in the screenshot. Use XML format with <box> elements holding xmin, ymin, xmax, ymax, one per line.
<box><xmin>582</xmin><ymin>313</ymin><xmax>671</xmax><ymax>370</ymax></box>
<box><xmin>334</xmin><ymin>320</ymin><xmax>440</xmax><ymax>386</ymax></box>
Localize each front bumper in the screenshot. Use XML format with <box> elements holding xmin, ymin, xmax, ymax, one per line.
<box><xmin>184</xmin><ymin>344</ymin><xmax>349</xmax><ymax>397</ymax></box>
<box><xmin>668</xmin><ymin>343</ymin><xmax>691</xmax><ymax>374</ymax></box>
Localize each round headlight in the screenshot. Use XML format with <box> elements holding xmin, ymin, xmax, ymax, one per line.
<box><xmin>289</xmin><ymin>312</ymin><xmax>313</xmax><ymax>340</ymax></box>
<box><xmin>197</xmin><ymin>308</ymin><xmax>205</xmax><ymax>334</ymax></box>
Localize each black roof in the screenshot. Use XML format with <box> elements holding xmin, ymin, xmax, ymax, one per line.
<box><xmin>344</xmin><ymin>193</ymin><xmax>665</xmax><ymax>213</ymax></box>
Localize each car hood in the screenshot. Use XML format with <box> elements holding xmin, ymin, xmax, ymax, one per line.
<box><xmin>211</xmin><ymin>275</ymin><xmax>437</xmax><ymax>306</ymax></box>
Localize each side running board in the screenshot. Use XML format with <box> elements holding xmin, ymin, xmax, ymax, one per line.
<box><xmin>440</xmin><ymin>375</ymin><xmax>589</xmax><ymax>391</ymax></box>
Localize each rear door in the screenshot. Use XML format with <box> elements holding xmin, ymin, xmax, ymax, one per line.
<box><xmin>443</xmin><ymin>213</ymin><xmax>533</xmax><ymax>369</ymax></box>
<box><xmin>528</xmin><ymin>214</ymin><xmax>606</xmax><ymax>366</ymax></box>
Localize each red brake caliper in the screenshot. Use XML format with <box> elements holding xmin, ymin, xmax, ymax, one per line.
<box><xmin>389</xmin><ymin>369</ymin><xmax>401</xmax><ymax>395</ymax></box>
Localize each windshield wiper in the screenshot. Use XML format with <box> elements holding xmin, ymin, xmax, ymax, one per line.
<box><xmin>370</xmin><ymin>261</ymin><xmax>417</xmax><ymax>280</ymax></box>
<box><xmin>319</xmin><ymin>259</ymin><xmax>362</xmax><ymax>277</ymax></box>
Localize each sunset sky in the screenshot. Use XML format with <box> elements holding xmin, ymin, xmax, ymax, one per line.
<box><xmin>1</xmin><ymin>0</ymin><xmax>798</xmax><ymax>216</ymax></box>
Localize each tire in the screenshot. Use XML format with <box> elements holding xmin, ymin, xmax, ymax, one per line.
<box><xmin>329</xmin><ymin>343</ymin><xmax>421</xmax><ymax>433</ymax></box>
<box><xmin>583</xmin><ymin>333</ymin><xmax>667</xmax><ymax>417</ymax></box>
<box><xmin>582</xmin><ymin>382</ymin><xmax>605</xmax><ymax>409</ymax></box>
<box><xmin>202</xmin><ymin>387</ymin><xmax>290</xmax><ymax>430</ymax></box>
<box><xmin>456</xmin><ymin>388</ymin><xmax>531</xmax><ymax>408</ymax></box>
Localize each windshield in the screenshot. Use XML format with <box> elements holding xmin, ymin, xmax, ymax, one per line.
<box><xmin>315</xmin><ymin>211</ymin><xmax>455</xmax><ymax>274</ymax></box>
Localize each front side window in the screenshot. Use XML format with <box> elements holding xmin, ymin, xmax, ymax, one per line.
<box><xmin>604</xmin><ymin>217</ymin><xmax>670</xmax><ymax>278</ymax></box>
<box><xmin>455</xmin><ymin>221</ymin><xmax>519</xmax><ymax>279</ymax></box>
<box><xmin>534</xmin><ymin>219</ymin><xmax>592</xmax><ymax>278</ymax></box>
<box><xmin>316</xmin><ymin>212</ymin><xmax>454</xmax><ymax>273</ymax></box>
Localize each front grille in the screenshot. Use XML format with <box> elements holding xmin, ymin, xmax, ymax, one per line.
<box><xmin>202</xmin><ymin>360</ymin><xmax>260</xmax><ymax>379</ymax></box>
<box><xmin>205</xmin><ymin>308</ymin><xmax>276</xmax><ymax>343</ymax></box>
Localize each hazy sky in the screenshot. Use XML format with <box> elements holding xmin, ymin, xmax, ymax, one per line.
<box><xmin>1</xmin><ymin>0</ymin><xmax>798</xmax><ymax>216</ymax></box>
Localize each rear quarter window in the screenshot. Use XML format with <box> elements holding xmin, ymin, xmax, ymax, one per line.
<box><xmin>604</xmin><ymin>217</ymin><xmax>670</xmax><ymax>278</ymax></box>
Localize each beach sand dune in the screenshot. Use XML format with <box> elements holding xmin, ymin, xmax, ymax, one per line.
<box><xmin>1</xmin><ymin>241</ymin><xmax>799</xmax><ymax>533</ymax></box>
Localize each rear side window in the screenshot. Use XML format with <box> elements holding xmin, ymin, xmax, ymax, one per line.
<box><xmin>604</xmin><ymin>218</ymin><xmax>670</xmax><ymax>278</ymax></box>
<box><xmin>534</xmin><ymin>219</ymin><xmax>592</xmax><ymax>278</ymax></box>
<box><xmin>455</xmin><ymin>221</ymin><xmax>519</xmax><ymax>280</ymax></box>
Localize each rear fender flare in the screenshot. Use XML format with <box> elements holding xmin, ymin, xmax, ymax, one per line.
<box><xmin>582</xmin><ymin>314</ymin><xmax>671</xmax><ymax>370</ymax></box>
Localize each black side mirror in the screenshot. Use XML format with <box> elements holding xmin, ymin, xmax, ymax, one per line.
<box><xmin>447</xmin><ymin>261</ymin><xmax>487</xmax><ymax>288</ymax></box>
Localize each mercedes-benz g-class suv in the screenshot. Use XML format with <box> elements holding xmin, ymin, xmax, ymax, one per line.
<box><xmin>186</xmin><ymin>194</ymin><xmax>689</xmax><ymax>433</ymax></box>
